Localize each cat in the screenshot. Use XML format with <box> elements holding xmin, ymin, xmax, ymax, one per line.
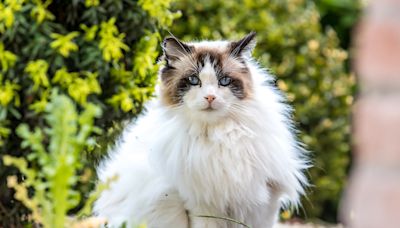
<box><xmin>93</xmin><ymin>32</ymin><xmax>309</xmax><ymax>228</ymax></box>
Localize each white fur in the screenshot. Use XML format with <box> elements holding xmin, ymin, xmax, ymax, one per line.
<box><xmin>94</xmin><ymin>40</ymin><xmax>308</xmax><ymax>228</ymax></box>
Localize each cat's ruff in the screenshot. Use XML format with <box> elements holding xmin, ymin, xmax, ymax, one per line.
<box><xmin>94</xmin><ymin>33</ymin><xmax>309</xmax><ymax>228</ymax></box>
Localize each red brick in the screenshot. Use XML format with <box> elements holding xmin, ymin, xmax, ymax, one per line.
<box><xmin>353</xmin><ymin>96</ymin><xmax>400</xmax><ymax>165</ymax></box>
<box><xmin>342</xmin><ymin>167</ymin><xmax>400</xmax><ymax>228</ymax></box>
<box><xmin>342</xmin><ymin>0</ymin><xmax>400</xmax><ymax>227</ymax></box>
<box><xmin>354</xmin><ymin>1</ymin><xmax>400</xmax><ymax>85</ymax></box>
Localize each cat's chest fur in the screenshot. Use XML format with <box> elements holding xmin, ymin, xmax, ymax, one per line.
<box><xmin>150</xmin><ymin>116</ymin><xmax>270</xmax><ymax>210</ymax></box>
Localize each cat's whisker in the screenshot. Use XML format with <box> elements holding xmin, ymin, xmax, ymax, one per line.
<box><xmin>181</xmin><ymin>54</ymin><xmax>198</xmax><ymax>71</ymax></box>
<box><xmin>172</xmin><ymin>47</ymin><xmax>198</xmax><ymax>71</ymax></box>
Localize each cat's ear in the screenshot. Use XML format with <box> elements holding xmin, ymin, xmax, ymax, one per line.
<box><xmin>229</xmin><ymin>32</ymin><xmax>257</xmax><ymax>57</ymax></box>
<box><xmin>162</xmin><ymin>37</ymin><xmax>193</xmax><ymax>61</ymax></box>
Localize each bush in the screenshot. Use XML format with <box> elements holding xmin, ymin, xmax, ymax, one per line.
<box><xmin>1</xmin><ymin>0</ymin><xmax>354</xmax><ymax>225</ymax></box>
<box><xmin>314</xmin><ymin>0</ymin><xmax>362</xmax><ymax>49</ymax></box>
<box><xmin>0</xmin><ymin>0</ymin><xmax>178</xmax><ymax>226</ymax></box>
<box><xmin>3</xmin><ymin>92</ymin><xmax>102</xmax><ymax>227</ymax></box>
<box><xmin>172</xmin><ymin>0</ymin><xmax>354</xmax><ymax>222</ymax></box>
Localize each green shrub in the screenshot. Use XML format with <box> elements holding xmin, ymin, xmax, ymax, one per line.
<box><xmin>172</xmin><ymin>0</ymin><xmax>354</xmax><ymax>222</ymax></box>
<box><xmin>0</xmin><ymin>0</ymin><xmax>178</xmax><ymax>226</ymax></box>
<box><xmin>314</xmin><ymin>0</ymin><xmax>362</xmax><ymax>49</ymax></box>
<box><xmin>1</xmin><ymin>0</ymin><xmax>354</xmax><ymax>225</ymax></box>
<box><xmin>3</xmin><ymin>91</ymin><xmax>101</xmax><ymax>227</ymax></box>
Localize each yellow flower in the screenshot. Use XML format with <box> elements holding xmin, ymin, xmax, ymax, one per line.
<box><xmin>50</xmin><ymin>32</ymin><xmax>80</xmax><ymax>57</ymax></box>
<box><xmin>5</xmin><ymin>0</ymin><xmax>24</xmax><ymax>11</ymax></box>
<box><xmin>68</xmin><ymin>72</ymin><xmax>101</xmax><ymax>105</ymax></box>
<box><xmin>0</xmin><ymin>42</ymin><xmax>17</xmax><ymax>72</ymax></box>
<box><xmin>107</xmin><ymin>90</ymin><xmax>134</xmax><ymax>112</ymax></box>
<box><xmin>0</xmin><ymin>0</ymin><xmax>24</xmax><ymax>30</ymax></box>
<box><xmin>1</xmin><ymin>6</ymin><xmax>14</xmax><ymax>28</ymax></box>
<box><xmin>0</xmin><ymin>79</ymin><xmax>20</xmax><ymax>106</ymax></box>
<box><xmin>99</xmin><ymin>18</ymin><xmax>129</xmax><ymax>62</ymax></box>
<box><xmin>30</xmin><ymin>0</ymin><xmax>54</xmax><ymax>24</ymax></box>
<box><xmin>29</xmin><ymin>89</ymin><xmax>49</xmax><ymax>113</ymax></box>
<box><xmin>138</xmin><ymin>0</ymin><xmax>179</xmax><ymax>27</ymax></box>
<box><xmin>277</xmin><ymin>80</ymin><xmax>288</xmax><ymax>92</ymax></box>
<box><xmin>53</xmin><ymin>67</ymin><xmax>78</xmax><ymax>86</ymax></box>
<box><xmin>52</xmin><ymin>68</ymin><xmax>101</xmax><ymax>105</ymax></box>
<box><xmin>84</xmin><ymin>0</ymin><xmax>100</xmax><ymax>7</ymax></box>
<box><xmin>280</xmin><ymin>210</ymin><xmax>292</xmax><ymax>220</ymax></box>
<box><xmin>132</xmin><ymin>33</ymin><xmax>159</xmax><ymax>82</ymax></box>
<box><xmin>307</xmin><ymin>39</ymin><xmax>319</xmax><ymax>51</ymax></box>
<box><xmin>80</xmin><ymin>24</ymin><xmax>98</xmax><ymax>41</ymax></box>
<box><xmin>25</xmin><ymin>59</ymin><xmax>50</xmax><ymax>91</ymax></box>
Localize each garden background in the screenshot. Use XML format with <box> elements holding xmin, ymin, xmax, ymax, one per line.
<box><xmin>0</xmin><ymin>0</ymin><xmax>361</xmax><ymax>227</ymax></box>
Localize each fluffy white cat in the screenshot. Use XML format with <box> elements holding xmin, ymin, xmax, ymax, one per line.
<box><xmin>94</xmin><ymin>32</ymin><xmax>309</xmax><ymax>228</ymax></box>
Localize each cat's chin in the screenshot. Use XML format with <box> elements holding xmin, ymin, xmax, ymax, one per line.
<box><xmin>201</xmin><ymin>107</ymin><xmax>215</xmax><ymax>112</ymax></box>
<box><xmin>188</xmin><ymin>107</ymin><xmax>229</xmax><ymax>123</ymax></box>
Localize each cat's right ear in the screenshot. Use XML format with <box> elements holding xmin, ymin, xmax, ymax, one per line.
<box><xmin>162</xmin><ymin>37</ymin><xmax>193</xmax><ymax>61</ymax></box>
<box><xmin>229</xmin><ymin>32</ymin><xmax>257</xmax><ymax>58</ymax></box>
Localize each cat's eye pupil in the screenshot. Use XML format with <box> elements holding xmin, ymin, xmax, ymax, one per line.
<box><xmin>188</xmin><ymin>75</ymin><xmax>200</xmax><ymax>86</ymax></box>
<box><xmin>219</xmin><ymin>76</ymin><xmax>232</xmax><ymax>86</ymax></box>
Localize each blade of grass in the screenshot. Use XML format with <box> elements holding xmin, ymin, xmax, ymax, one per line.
<box><xmin>191</xmin><ymin>214</ymin><xmax>251</xmax><ymax>228</ymax></box>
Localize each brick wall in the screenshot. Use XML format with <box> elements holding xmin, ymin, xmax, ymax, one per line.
<box><xmin>340</xmin><ymin>0</ymin><xmax>400</xmax><ymax>227</ymax></box>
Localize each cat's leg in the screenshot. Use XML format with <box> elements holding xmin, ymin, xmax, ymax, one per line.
<box><xmin>190</xmin><ymin>216</ymin><xmax>227</xmax><ymax>228</ymax></box>
<box><xmin>188</xmin><ymin>205</ymin><xmax>229</xmax><ymax>228</ymax></box>
<box><xmin>145</xmin><ymin>189</ymin><xmax>189</xmax><ymax>228</ymax></box>
<box><xmin>94</xmin><ymin>149</ymin><xmax>189</xmax><ymax>228</ymax></box>
<box><xmin>245</xmin><ymin>194</ymin><xmax>281</xmax><ymax>228</ymax></box>
<box><xmin>245</xmin><ymin>203</ymin><xmax>279</xmax><ymax>228</ymax></box>
<box><xmin>95</xmin><ymin>173</ymin><xmax>189</xmax><ymax>228</ymax></box>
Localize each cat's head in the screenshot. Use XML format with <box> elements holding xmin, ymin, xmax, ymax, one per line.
<box><xmin>159</xmin><ymin>32</ymin><xmax>257</xmax><ymax>123</ymax></box>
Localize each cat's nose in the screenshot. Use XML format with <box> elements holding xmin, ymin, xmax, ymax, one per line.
<box><xmin>204</xmin><ymin>95</ymin><xmax>216</xmax><ymax>103</ymax></box>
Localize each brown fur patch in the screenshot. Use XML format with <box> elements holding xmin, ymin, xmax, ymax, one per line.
<box><xmin>160</xmin><ymin>45</ymin><xmax>253</xmax><ymax>106</ymax></box>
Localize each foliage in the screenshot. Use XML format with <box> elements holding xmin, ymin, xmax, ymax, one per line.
<box><xmin>0</xmin><ymin>0</ymin><xmax>178</xmax><ymax>226</ymax></box>
<box><xmin>172</xmin><ymin>0</ymin><xmax>354</xmax><ymax>222</ymax></box>
<box><xmin>1</xmin><ymin>0</ymin><xmax>355</xmax><ymax>225</ymax></box>
<box><xmin>3</xmin><ymin>91</ymin><xmax>101</xmax><ymax>227</ymax></box>
<box><xmin>313</xmin><ymin>0</ymin><xmax>362</xmax><ymax>49</ymax></box>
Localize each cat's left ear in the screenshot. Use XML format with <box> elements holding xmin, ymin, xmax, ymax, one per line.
<box><xmin>162</xmin><ymin>36</ymin><xmax>193</xmax><ymax>61</ymax></box>
<box><xmin>229</xmin><ymin>32</ymin><xmax>257</xmax><ymax>58</ymax></box>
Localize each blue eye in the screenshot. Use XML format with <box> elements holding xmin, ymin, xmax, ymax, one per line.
<box><xmin>219</xmin><ymin>76</ymin><xmax>232</xmax><ymax>86</ymax></box>
<box><xmin>188</xmin><ymin>75</ymin><xmax>200</xmax><ymax>86</ymax></box>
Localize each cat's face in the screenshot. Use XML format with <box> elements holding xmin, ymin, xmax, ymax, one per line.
<box><xmin>160</xmin><ymin>33</ymin><xmax>256</xmax><ymax>122</ymax></box>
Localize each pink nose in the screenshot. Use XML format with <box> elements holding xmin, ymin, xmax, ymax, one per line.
<box><xmin>204</xmin><ymin>95</ymin><xmax>216</xmax><ymax>103</ymax></box>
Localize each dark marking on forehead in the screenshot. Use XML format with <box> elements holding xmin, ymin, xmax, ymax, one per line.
<box><xmin>194</xmin><ymin>50</ymin><xmax>224</xmax><ymax>73</ymax></box>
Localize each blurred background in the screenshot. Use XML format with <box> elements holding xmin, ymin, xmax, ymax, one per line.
<box><xmin>0</xmin><ymin>0</ymin><xmax>365</xmax><ymax>227</ymax></box>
